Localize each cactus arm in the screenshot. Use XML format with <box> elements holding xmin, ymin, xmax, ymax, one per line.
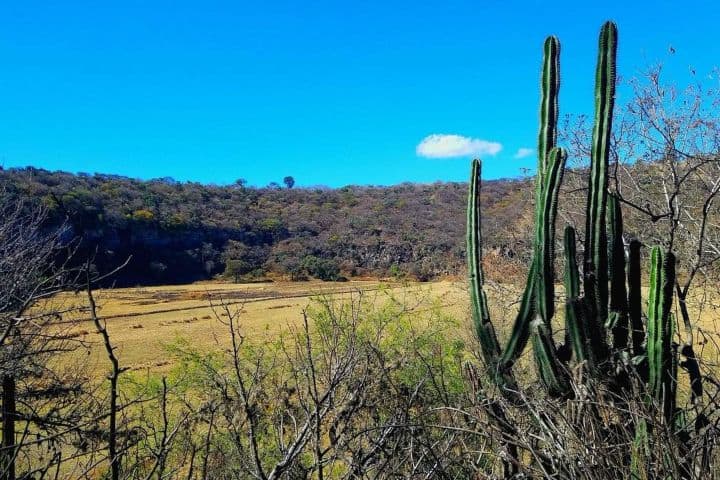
<box><xmin>533</xmin><ymin>37</ymin><xmax>561</xmax><ymax>327</ymax></box>
<box><xmin>566</xmin><ymin>298</ymin><xmax>593</xmax><ymax>367</ymax></box>
<box><xmin>501</xmin><ymin>39</ymin><xmax>564</xmax><ymax>374</ymax></box>
<box><xmin>563</xmin><ymin>226</ymin><xmax>592</xmax><ymax>365</ymax></box>
<box><xmin>467</xmin><ymin>159</ymin><xmax>518</xmax><ymax>392</ymax></box>
<box><xmin>647</xmin><ymin>247</ymin><xmax>677</xmax><ymax>423</ymax></box>
<box><xmin>531</xmin><ymin>318</ymin><xmax>570</xmax><ymax>397</ymax></box>
<box><xmin>467</xmin><ymin>159</ymin><xmax>502</xmax><ymax>364</ymax></box>
<box><xmin>608</xmin><ymin>194</ymin><xmax>629</xmax><ymax>349</ymax></box>
<box><xmin>583</xmin><ymin>21</ymin><xmax>618</xmax><ymax>340</ymax></box>
<box><xmin>646</xmin><ymin>246</ymin><xmax>662</xmax><ymax>397</ymax></box>
<box><xmin>500</xmin><ymin>262</ymin><xmax>536</xmax><ymax>368</ymax></box>
<box><xmin>627</xmin><ymin>239</ymin><xmax>644</xmax><ymax>356</ymax></box>
<box><xmin>661</xmin><ymin>253</ymin><xmax>677</xmax><ymax>424</ymax></box>
<box><xmin>529</xmin><ymin>152</ymin><xmax>568</xmax><ymax>395</ymax></box>
<box><xmin>537</xmin><ymin>36</ymin><xmax>561</xmax><ymax>181</ymax></box>
<box><xmin>501</xmin><ymin>38</ymin><xmax>563</xmax><ymax>367</ymax></box>
<box><xmin>535</xmin><ymin>147</ymin><xmax>567</xmax><ymax>326</ymax></box>
<box><xmin>563</xmin><ymin>226</ymin><xmax>581</xmax><ymax>302</ymax></box>
<box><xmin>533</xmin><ymin>35</ymin><xmax>560</xmax><ymax>241</ymax></box>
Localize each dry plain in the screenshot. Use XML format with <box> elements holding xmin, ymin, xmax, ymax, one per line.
<box><xmin>54</xmin><ymin>280</ymin><xmax>469</xmax><ymax>375</ymax></box>
<box><xmin>52</xmin><ymin>279</ymin><xmax>720</xmax><ymax>378</ymax></box>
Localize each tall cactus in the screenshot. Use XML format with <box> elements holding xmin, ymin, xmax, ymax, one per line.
<box><xmin>627</xmin><ymin>238</ymin><xmax>645</xmax><ymax>357</ymax></box>
<box><xmin>467</xmin><ymin>159</ymin><xmax>502</xmax><ymax>364</ymax></box>
<box><xmin>496</xmin><ymin>35</ymin><xmax>563</xmax><ymax>371</ymax></box>
<box><xmin>583</xmin><ymin>21</ymin><xmax>617</xmax><ymax>363</ymax></box>
<box><xmin>466</xmin><ymin>22</ymin><xmax>702</xmax><ymax>470</ymax></box>
<box><xmin>531</xmin><ymin>146</ymin><xmax>569</xmax><ymax>396</ymax></box>
<box><xmin>608</xmin><ymin>194</ymin><xmax>629</xmax><ymax>349</ymax></box>
<box><xmin>535</xmin><ymin>35</ymin><xmax>561</xmax><ymax>326</ymax></box>
<box><xmin>536</xmin><ymin>146</ymin><xmax>566</xmax><ymax>326</ymax></box>
<box><xmin>466</xmin><ymin>33</ymin><xmax>569</xmax><ymax>396</ymax></box>
<box><xmin>467</xmin><ymin>16</ymin><xmax>696</xmax><ymax>424</ymax></box>
<box><xmin>647</xmin><ymin>247</ymin><xmax>677</xmax><ymax>424</ymax></box>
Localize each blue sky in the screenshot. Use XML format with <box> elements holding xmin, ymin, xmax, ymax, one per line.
<box><xmin>1</xmin><ymin>1</ymin><xmax>719</xmax><ymax>187</ymax></box>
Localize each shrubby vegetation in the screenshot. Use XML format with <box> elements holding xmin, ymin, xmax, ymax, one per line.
<box><xmin>4</xmin><ymin>279</ymin><xmax>495</xmax><ymax>478</ymax></box>
<box><xmin>0</xmin><ymin>167</ymin><xmax>530</xmax><ymax>286</ymax></box>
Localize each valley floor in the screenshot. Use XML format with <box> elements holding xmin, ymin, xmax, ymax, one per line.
<box><xmin>50</xmin><ymin>279</ymin><xmax>720</xmax><ymax>377</ymax></box>
<box><xmin>55</xmin><ymin>279</ymin><xmax>469</xmax><ymax>374</ymax></box>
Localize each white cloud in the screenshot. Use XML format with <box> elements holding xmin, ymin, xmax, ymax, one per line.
<box><xmin>416</xmin><ymin>134</ymin><xmax>502</xmax><ymax>159</ymax></box>
<box><xmin>513</xmin><ymin>147</ymin><xmax>534</xmax><ymax>159</ymax></box>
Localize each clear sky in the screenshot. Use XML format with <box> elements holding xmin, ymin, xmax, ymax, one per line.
<box><xmin>1</xmin><ymin>1</ymin><xmax>719</xmax><ymax>187</ymax></box>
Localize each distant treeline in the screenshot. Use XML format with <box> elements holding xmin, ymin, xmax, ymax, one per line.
<box><xmin>0</xmin><ymin>167</ymin><xmax>531</xmax><ymax>286</ymax></box>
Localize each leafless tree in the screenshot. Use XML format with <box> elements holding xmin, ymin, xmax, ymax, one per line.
<box><xmin>0</xmin><ymin>191</ymin><xmax>87</xmax><ymax>480</ymax></box>
<box><xmin>144</xmin><ymin>290</ymin><xmax>485</xmax><ymax>479</ymax></box>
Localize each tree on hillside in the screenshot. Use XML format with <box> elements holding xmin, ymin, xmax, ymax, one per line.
<box><xmin>301</xmin><ymin>255</ymin><xmax>341</xmax><ymax>281</ymax></box>
<box><xmin>283</xmin><ymin>176</ymin><xmax>295</xmax><ymax>189</ymax></box>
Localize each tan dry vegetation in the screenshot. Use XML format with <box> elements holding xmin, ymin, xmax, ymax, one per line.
<box><xmin>52</xmin><ymin>278</ymin><xmax>720</xmax><ymax>379</ymax></box>
<box><xmin>55</xmin><ymin>280</ymin><xmax>468</xmax><ymax>375</ymax></box>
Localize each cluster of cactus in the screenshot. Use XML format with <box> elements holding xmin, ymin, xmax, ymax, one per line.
<box><xmin>467</xmin><ymin>20</ymin><xmax>701</xmax><ymax>454</ymax></box>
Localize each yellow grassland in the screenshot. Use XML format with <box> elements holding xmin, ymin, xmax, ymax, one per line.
<box><xmin>48</xmin><ymin>279</ymin><xmax>720</xmax><ymax>377</ymax></box>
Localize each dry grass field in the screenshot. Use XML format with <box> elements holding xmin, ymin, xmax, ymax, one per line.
<box><xmin>50</xmin><ymin>279</ymin><xmax>720</xmax><ymax>379</ymax></box>
<box><xmin>52</xmin><ymin>280</ymin><xmax>469</xmax><ymax>375</ymax></box>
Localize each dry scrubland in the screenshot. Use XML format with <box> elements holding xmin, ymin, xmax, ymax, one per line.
<box><xmin>53</xmin><ymin>279</ymin><xmax>720</xmax><ymax>378</ymax></box>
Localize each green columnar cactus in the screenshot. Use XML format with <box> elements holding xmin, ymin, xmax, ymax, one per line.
<box><xmin>537</xmin><ymin>36</ymin><xmax>560</xmax><ymax>174</ymax></box>
<box><xmin>535</xmin><ymin>36</ymin><xmax>561</xmax><ymax>326</ymax></box>
<box><xmin>467</xmin><ymin>16</ymin><xmax>696</xmax><ymax>428</ymax></box>
<box><xmin>466</xmin><ymin>23</ymin><xmax>703</xmax><ymax>470</ymax></box>
<box><xmin>531</xmin><ymin>317</ymin><xmax>569</xmax><ymax>396</ymax></box>
<box><xmin>496</xmin><ymin>35</ymin><xmax>563</xmax><ymax>371</ymax></box>
<box><xmin>467</xmin><ymin>159</ymin><xmax>518</xmax><ymax>391</ymax></box>
<box><xmin>498</xmin><ymin>262</ymin><xmax>535</xmax><ymax>368</ymax></box>
<box><xmin>467</xmin><ymin>159</ymin><xmax>502</xmax><ymax>364</ymax></box>
<box><xmin>647</xmin><ymin>247</ymin><xmax>677</xmax><ymax>423</ymax></box>
<box><xmin>563</xmin><ymin>226</ymin><xmax>592</xmax><ymax>366</ymax></box>
<box><xmin>583</xmin><ymin>21</ymin><xmax>617</xmax><ymax>363</ymax></box>
<box><xmin>563</xmin><ymin>226</ymin><xmax>580</xmax><ymax>311</ymax></box>
<box><xmin>531</xmin><ymin>147</ymin><xmax>569</xmax><ymax>395</ymax></box>
<box><xmin>608</xmin><ymin>194</ymin><xmax>629</xmax><ymax>349</ymax></box>
<box><xmin>536</xmin><ymin>146</ymin><xmax>566</xmax><ymax>326</ymax></box>
<box><xmin>627</xmin><ymin>239</ymin><xmax>645</xmax><ymax>357</ymax></box>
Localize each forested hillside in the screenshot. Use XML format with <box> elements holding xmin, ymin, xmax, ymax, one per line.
<box><xmin>0</xmin><ymin>167</ymin><xmax>532</xmax><ymax>285</ymax></box>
